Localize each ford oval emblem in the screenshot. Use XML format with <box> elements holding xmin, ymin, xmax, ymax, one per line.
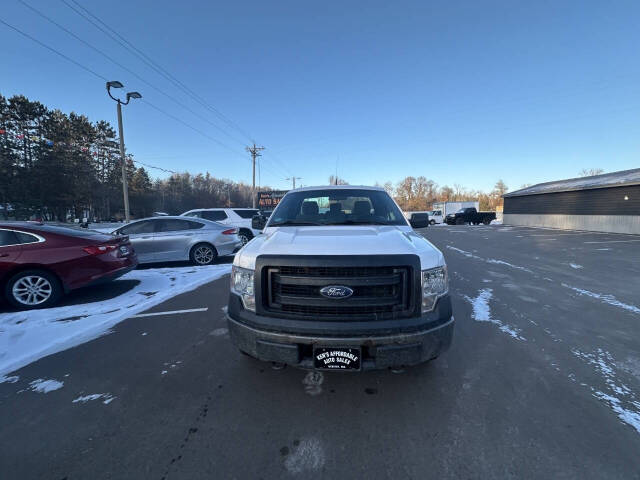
<box><xmin>320</xmin><ymin>285</ymin><xmax>354</xmax><ymax>299</ymax></box>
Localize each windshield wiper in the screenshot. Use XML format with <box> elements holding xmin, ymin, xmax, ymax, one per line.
<box><xmin>269</xmin><ymin>220</ymin><xmax>322</xmax><ymax>226</ymax></box>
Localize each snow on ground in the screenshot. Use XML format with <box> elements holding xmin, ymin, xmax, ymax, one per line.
<box><xmin>0</xmin><ymin>374</ymin><xmax>19</xmax><ymax>383</ymax></box>
<box><xmin>446</xmin><ymin>246</ymin><xmax>533</xmax><ymax>274</ymax></box>
<box><xmin>0</xmin><ymin>264</ymin><xmax>231</xmax><ymax>376</ymax></box>
<box><xmin>72</xmin><ymin>393</ymin><xmax>115</xmax><ymax>404</ymax></box>
<box><xmin>29</xmin><ymin>379</ymin><xmax>64</xmax><ymax>393</ymax></box>
<box><xmin>562</xmin><ymin>283</ymin><xmax>640</xmax><ymax>315</ymax></box>
<box><xmin>490</xmin><ymin>219</ymin><xmax>502</xmax><ymax>225</ymax></box>
<box><xmin>572</xmin><ymin>348</ymin><xmax>640</xmax><ymax>435</ymax></box>
<box><xmin>569</xmin><ymin>263</ymin><xmax>583</xmax><ymax>269</ymax></box>
<box><xmin>463</xmin><ymin>288</ymin><xmax>525</xmax><ymax>340</ymax></box>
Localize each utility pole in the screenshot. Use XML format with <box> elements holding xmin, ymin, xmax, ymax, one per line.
<box><xmin>106</xmin><ymin>81</ymin><xmax>141</xmax><ymax>222</ymax></box>
<box><xmin>286</xmin><ymin>176</ymin><xmax>302</xmax><ymax>189</ymax></box>
<box><xmin>246</xmin><ymin>143</ymin><xmax>265</xmax><ymax>207</ymax></box>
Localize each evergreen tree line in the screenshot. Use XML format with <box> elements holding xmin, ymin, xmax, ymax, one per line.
<box><xmin>0</xmin><ymin>94</ymin><xmax>260</xmax><ymax>221</ymax></box>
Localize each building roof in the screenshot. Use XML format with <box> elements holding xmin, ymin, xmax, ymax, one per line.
<box><xmin>503</xmin><ymin>168</ymin><xmax>640</xmax><ymax>198</ymax></box>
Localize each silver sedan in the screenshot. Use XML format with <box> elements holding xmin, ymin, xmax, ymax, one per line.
<box><xmin>110</xmin><ymin>216</ymin><xmax>242</xmax><ymax>265</ymax></box>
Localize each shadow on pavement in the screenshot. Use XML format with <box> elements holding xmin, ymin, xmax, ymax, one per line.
<box><xmin>58</xmin><ymin>279</ymin><xmax>141</xmax><ymax>307</ymax></box>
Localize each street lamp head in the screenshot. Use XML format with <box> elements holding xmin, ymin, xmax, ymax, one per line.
<box><xmin>106</xmin><ymin>80</ymin><xmax>124</xmax><ymax>89</ymax></box>
<box><xmin>127</xmin><ymin>91</ymin><xmax>142</xmax><ymax>101</ymax></box>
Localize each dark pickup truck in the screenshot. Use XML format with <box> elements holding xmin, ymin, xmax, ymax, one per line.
<box><xmin>445</xmin><ymin>207</ymin><xmax>496</xmax><ymax>225</ymax></box>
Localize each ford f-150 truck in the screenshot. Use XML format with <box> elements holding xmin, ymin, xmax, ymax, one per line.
<box><xmin>227</xmin><ymin>185</ymin><xmax>454</xmax><ymax>371</ymax></box>
<box><xmin>445</xmin><ymin>207</ymin><xmax>496</xmax><ymax>225</ymax></box>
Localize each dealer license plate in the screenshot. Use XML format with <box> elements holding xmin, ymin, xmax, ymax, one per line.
<box><xmin>313</xmin><ymin>347</ymin><xmax>361</xmax><ymax>371</ymax></box>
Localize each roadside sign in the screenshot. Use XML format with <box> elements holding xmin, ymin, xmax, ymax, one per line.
<box><xmin>257</xmin><ymin>190</ymin><xmax>288</xmax><ymax>209</ymax></box>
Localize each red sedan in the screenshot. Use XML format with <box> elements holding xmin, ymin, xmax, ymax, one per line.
<box><xmin>0</xmin><ymin>222</ymin><xmax>138</xmax><ymax>309</ymax></box>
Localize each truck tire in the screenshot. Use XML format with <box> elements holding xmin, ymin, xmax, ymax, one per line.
<box><xmin>455</xmin><ymin>218</ymin><xmax>464</xmax><ymax>225</ymax></box>
<box><xmin>483</xmin><ymin>219</ymin><xmax>491</xmax><ymax>225</ymax></box>
<box><xmin>429</xmin><ymin>220</ymin><xmax>436</xmax><ymax>225</ymax></box>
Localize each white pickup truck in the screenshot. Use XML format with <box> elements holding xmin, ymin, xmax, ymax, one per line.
<box><xmin>227</xmin><ymin>185</ymin><xmax>454</xmax><ymax>371</ymax></box>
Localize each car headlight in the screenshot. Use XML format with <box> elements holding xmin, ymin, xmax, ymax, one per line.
<box><xmin>231</xmin><ymin>266</ymin><xmax>255</xmax><ymax>312</ymax></box>
<box><xmin>421</xmin><ymin>266</ymin><xmax>448</xmax><ymax>313</ymax></box>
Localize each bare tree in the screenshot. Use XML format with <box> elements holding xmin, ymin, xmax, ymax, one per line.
<box><xmin>579</xmin><ymin>168</ymin><xmax>605</xmax><ymax>177</ymax></box>
<box><xmin>328</xmin><ymin>175</ymin><xmax>348</xmax><ymax>185</ymax></box>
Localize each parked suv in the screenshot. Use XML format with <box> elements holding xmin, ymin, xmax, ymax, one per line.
<box><xmin>227</xmin><ymin>186</ymin><xmax>454</xmax><ymax>371</ymax></box>
<box><xmin>181</xmin><ymin>208</ymin><xmax>260</xmax><ymax>245</ymax></box>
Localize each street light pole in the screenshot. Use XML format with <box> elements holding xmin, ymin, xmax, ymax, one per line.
<box><xmin>116</xmin><ymin>101</ymin><xmax>130</xmax><ymax>223</ymax></box>
<box><xmin>106</xmin><ymin>81</ymin><xmax>141</xmax><ymax>223</ymax></box>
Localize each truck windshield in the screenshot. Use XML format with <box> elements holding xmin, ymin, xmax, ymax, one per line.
<box><xmin>268</xmin><ymin>189</ymin><xmax>408</xmax><ymax>227</ymax></box>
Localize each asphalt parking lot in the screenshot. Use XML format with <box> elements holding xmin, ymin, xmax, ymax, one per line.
<box><xmin>1</xmin><ymin>225</ymin><xmax>639</xmax><ymax>479</ymax></box>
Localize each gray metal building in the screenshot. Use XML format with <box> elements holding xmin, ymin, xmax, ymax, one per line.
<box><xmin>503</xmin><ymin>168</ymin><xmax>640</xmax><ymax>234</ymax></box>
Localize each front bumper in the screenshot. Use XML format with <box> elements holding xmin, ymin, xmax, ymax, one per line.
<box><xmin>227</xmin><ymin>294</ymin><xmax>454</xmax><ymax>370</ymax></box>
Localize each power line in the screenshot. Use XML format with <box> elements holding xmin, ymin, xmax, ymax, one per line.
<box><xmin>132</xmin><ymin>159</ymin><xmax>178</xmax><ymax>174</ymax></box>
<box><xmin>18</xmin><ymin>0</ymin><xmax>248</xmax><ymax>148</ymax></box>
<box><xmin>2</xmin><ymin>13</ymin><xmax>287</xmax><ymax>185</ymax></box>
<box><xmin>140</xmin><ymin>99</ymin><xmax>245</xmax><ymax>156</ymax></box>
<box><xmin>0</xmin><ymin>17</ymin><xmax>107</xmax><ymax>81</ymax></box>
<box><xmin>61</xmin><ymin>0</ymin><xmax>256</xmax><ymax>143</ymax></box>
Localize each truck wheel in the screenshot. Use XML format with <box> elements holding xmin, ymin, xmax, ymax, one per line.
<box><xmin>483</xmin><ymin>219</ymin><xmax>491</xmax><ymax>225</ymax></box>
<box><xmin>455</xmin><ymin>218</ymin><xmax>464</xmax><ymax>225</ymax></box>
<box><xmin>429</xmin><ymin>220</ymin><xmax>436</xmax><ymax>225</ymax></box>
<box><xmin>5</xmin><ymin>269</ymin><xmax>63</xmax><ymax>309</ymax></box>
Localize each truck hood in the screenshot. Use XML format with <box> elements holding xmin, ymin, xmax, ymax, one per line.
<box><xmin>233</xmin><ymin>225</ymin><xmax>445</xmax><ymax>270</ymax></box>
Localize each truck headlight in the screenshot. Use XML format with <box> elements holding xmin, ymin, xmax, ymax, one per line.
<box><xmin>231</xmin><ymin>266</ymin><xmax>255</xmax><ymax>312</ymax></box>
<box><xmin>421</xmin><ymin>266</ymin><xmax>448</xmax><ymax>313</ymax></box>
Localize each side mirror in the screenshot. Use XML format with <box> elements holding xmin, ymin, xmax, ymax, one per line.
<box><xmin>410</xmin><ymin>215</ymin><xmax>430</xmax><ymax>229</ymax></box>
<box><xmin>252</xmin><ymin>214</ymin><xmax>267</xmax><ymax>231</ymax></box>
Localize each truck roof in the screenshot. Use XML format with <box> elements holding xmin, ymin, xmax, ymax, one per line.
<box><xmin>289</xmin><ymin>185</ymin><xmax>385</xmax><ymax>193</ymax></box>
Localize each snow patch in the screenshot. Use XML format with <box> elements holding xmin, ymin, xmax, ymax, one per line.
<box><xmin>572</xmin><ymin>348</ymin><xmax>640</xmax><ymax>435</ymax></box>
<box><xmin>463</xmin><ymin>289</ymin><xmax>525</xmax><ymax>340</ymax></box>
<box><xmin>0</xmin><ymin>264</ymin><xmax>232</xmax><ymax>376</ymax></box>
<box><xmin>0</xmin><ymin>375</ymin><xmax>19</xmax><ymax>384</ymax></box>
<box><xmin>562</xmin><ymin>284</ymin><xmax>640</xmax><ymax>315</ymax></box>
<box><xmin>490</xmin><ymin>219</ymin><xmax>502</xmax><ymax>225</ymax></box>
<box><xmin>72</xmin><ymin>393</ymin><xmax>114</xmax><ymax>404</ymax></box>
<box><xmin>209</xmin><ymin>327</ymin><xmax>228</xmax><ymax>337</ymax></box>
<box><xmin>486</xmin><ymin>259</ymin><xmax>533</xmax><ymax>273</ymax></box>
<box><xmin>29</xmin><ymin>378</ymin><xmax>63</xmax><ymax>393</ymax></box>
<box><xmin>446</xmin><ymin>246</ymin><xmax>533</xmax><ymax>274</ymax></box>
<box><xmin>593</xmin><ymin>391</ymin><xmax>640</xmax><ymax>435</ymax></box>
<box><xmin>569</xmin><ymin>263</ymin><xmax>583</xmax><ymax>269</ymax></box>
<box><xmin>302</xmin><ymin>371</ymin><xmax>324</xmax><ymax>396</ymax></box>
<box><xmin>284</xmin><ymin>437</ymin><xmax>326</xmax><ymax>474</ymax></box>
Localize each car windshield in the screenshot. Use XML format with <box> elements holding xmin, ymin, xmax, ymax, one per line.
<box><xmin>267</xmin><ymin>189</ymin><xmax>407</xmax><ymax>227</ymax></box>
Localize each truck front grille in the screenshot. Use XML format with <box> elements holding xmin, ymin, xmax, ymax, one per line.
<box><xmin>265</xmin><ymin>265</ymin><xmax>412</xmax><ymax>320</ymax></box>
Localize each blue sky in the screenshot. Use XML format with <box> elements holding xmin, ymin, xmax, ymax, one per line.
<box><xmin>2</xmin><ymin>0</ymin><xmax>639</xmax><ymax>192</ymax></box>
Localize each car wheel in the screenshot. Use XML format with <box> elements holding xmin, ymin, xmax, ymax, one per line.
<box><xmin>5</xmin><ymin>270</ymin><xmax>62</xmax><ymax>309</ymax></box>
<box><xmin>429</xmin><ymin>220</ymin><xmax>436</xmax><ymax>225</ymax></box>
<box><xmin>238</xmin><ymin>231</ymin><xmax>252</xmax><ymax>246</ymax></box>
<box><xmin>483</xmin><ymin>219</ymin><xmax>491</xmax><ymax>225</ymax></box>
<box><xmin>190</xmin><ymin>243</ymin><xmax>217</xmax><ymax>266</ymax></box>
<box><xmin>455</xmin><ymin>218</ymin><xmax>464</xmax><ymax>225</ymax></box>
